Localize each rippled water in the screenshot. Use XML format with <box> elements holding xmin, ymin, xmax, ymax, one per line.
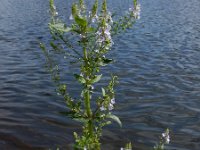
<box><xmin>0</xmin><ymin>0</ymin><xmax>200</xmax><ymax>149</ymax></box>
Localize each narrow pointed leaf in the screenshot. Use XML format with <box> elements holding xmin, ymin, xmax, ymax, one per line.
<box><xmin>102</xmin><ymin>88</ymin><xmax>106</xmax><ymax>97</ymax></box>
<box><xmin>102</xmin><ymin>58</ymin><xmax>113</xmax><ymax>64</ymax></box>
<box><xmin>106</xmin><ymin>114</ymin><xmax>122</xmax><ymax>127</ymax></box>
<box><xmin>75</xmin><ymin>16</ymin><xmax>87</xmax><ymax>28</ymax></box>
<box><xmin>74</xmin><ymin>74</ymin><xmax>86</xmax><ymax>84</ymax></box>
<box><xmin>50</xmin><ymin>23</ymin><xmax>71</xmax><ymax>33</ymax></box>
<box><xmin>90</xmin><ymin>74</ymin><xmax>102</xmax><ymax>84</ymax></box>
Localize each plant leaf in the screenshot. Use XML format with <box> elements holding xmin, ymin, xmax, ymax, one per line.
<box><xmin>40</xmin><ymin>43</ymin><xmax>46</xmax><ymax>52</ymax></box>
<box><xmin>125</xmin><ymin>142</ymin><xmax>132</xmax><ymax>149</ymax></box>
<box><xmin>50</xmin><ymin>23</ymin><xmax>71</xmax><ymax>33</ymax></box>
<box><xmin>58</xmin><ymin>84</ymin><xmax>66</xmax><ymax>95</ymax></box>
<box><xmin>75</xmin><ymin>16</ymin><xmax>87</xmax><ymax>28</ymax></box>
<box><xmin>74</xmin><ymin>74</ymin><xmax>86</xmax><ymax>84</ymax></box>
<box><xmin>102</xmin><ymin>88</ymin><xmax>106</xmax><ymax>97</ymax></box>
<box><xmin>98</xmin><ymin>58</ymin><xmax>113</xmax><ymax>66</ymax></box>
<box><xmin>90</xmin><ymin>74</ymin><xmax>102</xmax><ymax>84</ymax></box>
<box><xmin>106</xmin><ymin>114</ymin><xmax>122</xmax><ymax>127</ymax></box>
<box><xmin>102</xmin><ymin>58</ymin><xmax>113</xmax><ymax>64</ymax></box>
<box><xmin>73</xmin><ymin>117</ymin><xmax>89</xmax><ymax>123</ymax></box>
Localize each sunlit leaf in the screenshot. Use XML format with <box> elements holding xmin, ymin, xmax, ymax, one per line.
<box><xmin>102</xmin><ymin>88</ymin><xmax>106</xmax><ymax>97</ymax></box>
<box><xmin>58</xmin><ymin>84</ymin><xmax>66</xmax><ymax>95</ymax></box>
<box><xmin>125</xmin><ymin>142</ymin><xmax>132</xmax><ymax>149</ymax></box>
<box><xmin>90</xmin><ymin>74</ymin><xmax>102</xmax><ymax>84</ymax></box>
<box><xmin>106</xmin><ymin>114</ymin><xmax>122</xmax><ymax>127</ymax></box>
<box><xmin>75</xmin><ymin>16</ymin><xmax>87</xmax><ymax>28</ymax></box>
<box><xmin>50</xmin><ymin>23</ymin><xmax>71</xmax><ymax>33</ymax></box>
<box><xmin>74</xmin><ymin>74</ymin><xmax>86</xmax><ymax>84</ymax></box>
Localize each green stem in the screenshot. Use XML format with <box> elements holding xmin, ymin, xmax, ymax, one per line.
<box><xmin>84</xmin><ymin>88</ymin><xmax>93</xmax><ymax>139</ymax></box>
<box><xmin>83</xmin><ymin>46</ymin><xmax>93</xmax><ymax>136</ymax></box>
<box><xmin>85</xmin><ymin>89</ymin><xmax>92</xmax><ymax>117</ymax></box>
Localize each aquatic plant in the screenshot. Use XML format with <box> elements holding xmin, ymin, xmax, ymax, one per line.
<box><xmin>154</xmin><ymin>129</ymin><xmax>170</xmax><ymax>150</ymax></box>
<box><xmin>41</xmin><ymin>0</ymin><xmax>169</xmax><ymax>149</ymax></box>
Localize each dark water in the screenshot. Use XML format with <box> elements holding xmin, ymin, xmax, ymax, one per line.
<box><xmin>0</xmin><ymin>0</ymin><xmax>200</xmax><ymax>149</ymax></box>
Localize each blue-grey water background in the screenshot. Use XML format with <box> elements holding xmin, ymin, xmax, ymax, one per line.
<box><xmin>0</xmin><ymin>0</ymin><xmax>200</xmax><ymax>149</ymax></box>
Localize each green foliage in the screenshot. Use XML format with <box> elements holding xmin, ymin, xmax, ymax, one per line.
<box><xmin>40</xmin><ymin>0</ymin><xmax>171</xmax><ymax>150</ymax></box>
<box><xmin>42</xmin><ymin>0</ymin><xmax>171</xmax><ymax>149</ymax></box>
<box><xmin>74</xmin><ymin>74</ymin><xmax>86</xmax><ymax>84</ymax></box>
<box><xmin>125</xmin><ymin>142</ymin><xmax>132</xmax><ymax>150</ymax></box>
<box><xmin>106</xmin><ymin>113</ymin><xmax>122</xmax><ymax>127</ymax></box>
<box><xmin>154</xmin><ymin>129</ymin><xmax>170</xmax><ymax>150</ymax></box>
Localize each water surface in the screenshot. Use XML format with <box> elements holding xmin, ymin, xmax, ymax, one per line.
<box><xmin>0</xmin><ymin>0</ymin><xmax>200</xmax><ymax>149</ymax></box>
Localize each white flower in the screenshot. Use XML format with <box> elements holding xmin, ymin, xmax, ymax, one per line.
<box><xmin>110</xmin><ymin>98</ymin><xmax>115</xmax><ymax>104</ymax></box>
<box><xmin>52</xmin><ymin>5</ymin><xmax>56</xmax><ymax>10</ymax></box>
<box><xmin>96</xmin><ymin>36</ymin><xmax>105</xmax><ymax>45</ymax></box>
<box><xmin>105</xmin><ymin>27</ymin><xmax>111</xmax><ymax>37</ymax></box>
<box><xmin>92</xmin><ymin>14</ymin><xmax>99</xmax><ymax>23</ymax></box>
<box><xmin>129</xmin><ymin>3</ymin><xmax>141</xmax><ymax>19</ymax></box>
<box><xmin>89</xmin><ymin>11</ymin><xmax>99</xmax><ymax>23</ymax></box>
<box><xmin>95</xmin><ymin>10</ymin><xmax>114</xmax><ymax>50</ymax></box>
<box><xmin>96</xmin><ymin>24</ymin><xmax>113</xmax><ymax>49</ymax></box>
<box><xmin>94</xmin><ymin>49</ymin><xmax>99</xmax><ymax>53</ymax></box>
<box><xmin>90</xmin><ymin>85</ymin><xmax>94</xmax><ymax>90</ymax></box>
<box><xmin>166</xmin><ymin>137</ymin><xmax>170</xmax><ymax>144</ymax></box>
<box><xmin>162</xmin><ymin>133</ymin><xmax>166</xmax><ymax>137</ymax></box>
<box><xmin>107</xmin><ymin>11</ymin><xmax>113</xmax><ymax>24</ymax></box>
<box><xmin>100</xmin><ymin>99</ymin><xmax>115</xmax><ymax>111</ymax></box>
<box><xmin>79</xmin><ymin>34</ymin><xmax>86</xmax><ymax>38</ymax></box>
<box><xmin>96</xmin><ymin>28</ymin><xmax>102</xmax><ymax>36</ymax></box>
<box><xmin>100</xmin><ymin>106</ymin><xmax>106</xmax><ymax>111</ymax></box>
<box><xmin>50</xmin><ymin>5</ymin><xmax>58</xmax><ymax>16</ymax></box>
<box><xmin>88</xmin><ymin>11</ymin><xmax>92</xmax><ymax>17</ymax></box>
<box><xmin>69</xmin><ymin>14</ymin><xmax>74</xmax><ymax>20</ymax></box>
<box><xmin>92</xmin><ymin>18</ymin><xmax>96</xmax><ymax>23</ymax></box>
<box><xmin>162</xmin><ymin>131</ymin><xmax>170</xmax><ymax>144</ymax></box>
<box><xmin>108</xmin><ymin>103</ymin><xmax>114</xmax><ymax>110</ymax></box>
<box><xmin>106</xmin><ymin>24</ymin><xmax>111</xmax><ymax>31</ymax></box>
